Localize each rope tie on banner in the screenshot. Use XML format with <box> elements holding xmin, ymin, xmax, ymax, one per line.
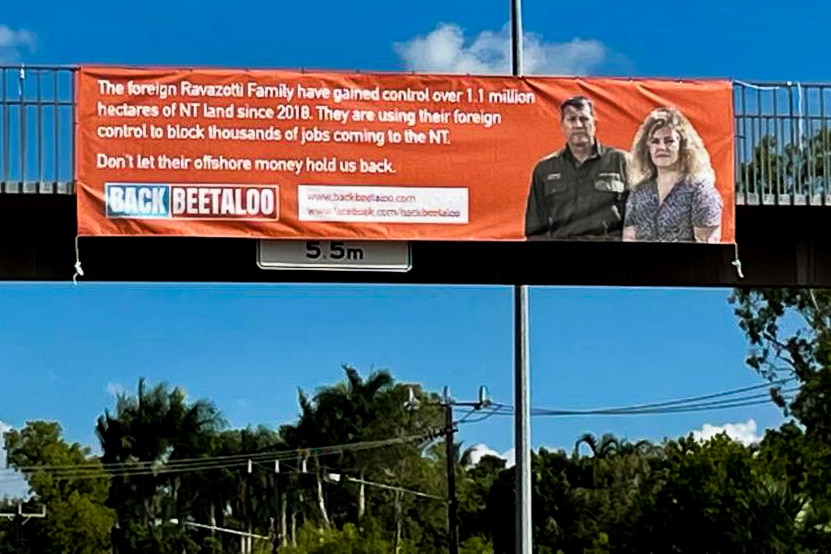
<box><xmin>732</xmin><ymin>79</ymin><xmax>780</xmax><ymax>91</ymax></box>
<box><xmin>731</xmin><ymin>242</ymin><xmax>744</xmax><ymax>279</ymax></box>
<box><xmin>73</xmin><ymin>236</ymin><xmax>84</xmax><ymax>285</ymax></box>
<box><xmin>733</xmin><ymin>79</ymin><xmax>806</xmax><ymax>149</ymax></box>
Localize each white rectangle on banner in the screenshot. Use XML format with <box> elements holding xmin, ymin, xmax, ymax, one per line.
<box><xmin>297</xmin><ymin>185</ymin><xmax>469</xmax><ymax>224</ymax></box>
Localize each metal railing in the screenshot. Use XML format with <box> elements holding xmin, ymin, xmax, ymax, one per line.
<box><xmin>733</xmin><ymin>81</ymin><xmax>831</xmax><ymax>205</ymax></box>
<box><xmin>1</xmin><ymin>66</ymin><xmax>830</xmax><ymax>205</ymax></box>
<box><xmin>0</xmin><ymin>65</ymin><xmax>75</xmax><ymax>194</ymax></box>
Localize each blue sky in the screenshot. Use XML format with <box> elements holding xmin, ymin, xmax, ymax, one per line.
<box><xmin>2</xmin><ymin>0</ymin><xmax>830</xmax><ymax>80</ymax></box>
<box><xmin>0</xmin><ymin>283</ymin><xmax>789</xmax><ymax>497</ymax></box>
<box><xmin>0</xmin><ymin>0</ymin><xmax>821</xmax><ymax>493</ymax></box>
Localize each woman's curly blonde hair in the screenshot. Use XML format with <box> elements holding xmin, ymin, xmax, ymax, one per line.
<box><xmin>628</xmin><ymin>106</ymin><xmax>715</xmax><ymax>187</ymax></box>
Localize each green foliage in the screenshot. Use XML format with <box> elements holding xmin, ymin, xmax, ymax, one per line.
<box><xmin>1</xmin><ymin>420</ymin><xmax>115</xmax><ymax>553</ymax></box>
<box><xmin>459</xmin><ymin>535</ymin><xmax>494</xmax><ymax>553</ymax></box>
<box><xmin>728</xmin><ymin>287</ymin><xmax>831</xmax><ymax>550</ymax></box>
<box><xmin>279</xmin><ymin>522</ymin><xmax>395</xmax><ymax>553</ymax></box>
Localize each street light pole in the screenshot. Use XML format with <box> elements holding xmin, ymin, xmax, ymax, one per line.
<box><xmin>170</xmin><ymin>518</ymin><xmax>270</xmax><ymax>541</ymax></box>
<box><xmin>509</xmin><ymin>0</ymin><xmax>532</xmax><ymax>552</ymax></box>
<box><xmin>511</xmin><ymin>0</ymin><xmax>523</xmax><ymax>76</ymax></box>
<box><xmin>325</xmin><ymin>473</ymin><xmax>444</xmax><ymax>501</ymax></box>
<box><xmin>513</xmin><ymin>284</ymin><xmax>532</xmax><ymax>554</ymax></box>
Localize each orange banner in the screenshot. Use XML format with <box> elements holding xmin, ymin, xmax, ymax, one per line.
<box><xmin>75</xmin><ymin>66</ymin><xmax>735</xmax><ymax>244</ymax></box>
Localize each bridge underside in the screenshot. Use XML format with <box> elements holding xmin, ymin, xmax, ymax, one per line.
<box><xmin>1</xmin><ymin>194</ymin><xmax>828</xmax><ymax>288</ymax></box>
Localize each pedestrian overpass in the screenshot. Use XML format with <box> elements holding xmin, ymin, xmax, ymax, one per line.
<box><xmin>1</xmin><ymin>66</ymin><xmax>829</xmax><ymax>287</ymax></box>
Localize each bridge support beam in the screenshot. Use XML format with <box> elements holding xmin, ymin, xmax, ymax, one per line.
<box><xmin>1</xmin><ymin>196</ymin><xmax>831</xmax><ymax>288</ymax></box>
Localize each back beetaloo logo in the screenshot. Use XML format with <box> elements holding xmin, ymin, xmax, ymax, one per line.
<box><xmin>104</xmin><ymin>183</ymin><xmax>279</xmax><ymax>221</ymax></box>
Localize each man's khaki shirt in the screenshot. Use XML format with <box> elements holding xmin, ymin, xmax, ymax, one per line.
<box><xmin>524</xmin><ymin>142</ymin><xmax>630</xmax><ymax>240</ymax></box>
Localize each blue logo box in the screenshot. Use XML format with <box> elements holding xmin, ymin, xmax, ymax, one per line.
<box><xmin>105</xmin><ymin>183</ymin><xmax>171</xmax><ymax>219</ymax></box>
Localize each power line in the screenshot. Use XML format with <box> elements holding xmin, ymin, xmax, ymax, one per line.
<box><xmin>457</xmin><ymin>379</ymin><xmax>796</xmax><ymax>419</ymax></box>
<box><xmin>529</xmin><ymin>393</ymin><xmax>796</xmax><ymax>417</ymax></box>
<box><xmin>592</xmin><ymin>378</ymin><xmax>794</xmax><ymax>413</ymax></box>
<box><xmin>483</xmin><ymin>396</ymin><xmax>789</xmax><ymax>417</ymax></box>
<box><xmin>0</xmin><ymin>431</ymin><xmax>438</xmax><ymax>483</ymax></box>
<box><xmin>531</xmin><ymin>387</ymin><xmax>797</xmax><ymax>416</ymax></box>
<box><xmin>457</xmin><ymin>407</ymin><xmax>502</xmax><ymax>425</ymax></box>
<box><xmin>1</xmin><ymin>380</ymin><xmax>797</xmax><ymax>482</ymax></box>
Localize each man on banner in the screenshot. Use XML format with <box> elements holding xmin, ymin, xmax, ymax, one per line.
<box><xmin>524</xmin><ymin>96</ymin><xmax>630</xmax><ymax>240</ymax></box>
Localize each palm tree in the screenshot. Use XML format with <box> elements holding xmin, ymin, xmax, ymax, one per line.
<box><xmin>573</xmin><ymin>433</ymin><xmax>622</xmax><ymax>459</ymax></box>
<box><xmin>292</xmin><ymin>365</ymin><xmax>396</xmax><ymax>523</ymax></box>
<box><xmin>95</xmin><ymin>377</ymin><xmax>226</xmax><ymax>551</ymax></box>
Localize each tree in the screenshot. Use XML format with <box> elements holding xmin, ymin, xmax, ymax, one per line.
<box><xmin>458</xmin><ymin>453</ymin><xmax>504</xmax><ymax>547</ymax></box>
<box><xmin>625</xmin><ymin>434</ymin><xmax>765</xmax><ymax>553</ymax></box>
<box><xmin>730</xmin><ymin>288</ymin><xmax>831</xmax><ymax>547</ymax></box>
<box><xmin>739</xmin><ymin>126</ymin><xmax>831</xmax><ymax>199</ymax></box>
<box><xmin>8</xmin><ymin>360</ymin><xmax>831</xmax><ymax>552</ymax></box>
<box><xmin>300</xmin><ymin>364</ymin><xmax>396</xmax><ymax>524</ymax></box>
<box><xmin>94</xmin><ymin>377</ymin><xmax>226</xmax><ymax>552</ymax></box>
<box><xmin>278</xmin><ymin>367</ymin><xmax>446</xmax><ymax>550</ymax></box>
<box><xmin>730</xmin><ymin>289</ymin><xmax>831</xmax><ymax>434</ymax></box>
<box><xmin>2</xmin><ymin>420</ymin><xmax>115</xmax><ymax>553</ymax></box>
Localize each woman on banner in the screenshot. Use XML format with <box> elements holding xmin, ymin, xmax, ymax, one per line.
<box><xmin>622</xmin><ymin>106</ymin><xmax>723</xmax><ymax>243</ymax></box>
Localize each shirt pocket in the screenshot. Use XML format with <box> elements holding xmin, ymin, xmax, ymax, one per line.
<box><xmin>544</xmin><ymin>180</ymin><xmax>568</xmax><ymax>196</ymax></box>
<box><xmin>593</xmin><ymin>173</ymin><xmax>626</xmax><ymax>194</ymax></box>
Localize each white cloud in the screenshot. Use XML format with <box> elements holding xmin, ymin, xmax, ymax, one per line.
<box><xmin>467</xmin><ymin>443</ymin><xmax>515</xmax><ymax>467</ymax></box>
<box><xmin>0</xmin><ymin>420</ymin><xmax>30</xmax><ymax>499</ymax></box>
<box><xmin>467</xmin><ymin>443</ymin><xmax>501</xmax><ymax>464</ymax></box>
<box><xmin>0</xmin><ymin>24</ymin><xmax>36</xmax><ymax>63</ymax></box>
<box><xmin>393</xmin><ymin>22</ymin><xmax>608</xmax><ymax>76</ymax></box>
<box><xmin>692</xmin><ymin>419</ymin><xmax>762</xmax><ymax>446</ymax></box>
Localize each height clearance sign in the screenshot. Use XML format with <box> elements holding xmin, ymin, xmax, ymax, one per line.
<box><xmin>75</xmin><ymin>66</ymin><xmax>735</xmax><ymax>244</ymax></box>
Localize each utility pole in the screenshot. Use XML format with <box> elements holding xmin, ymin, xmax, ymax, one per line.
<box><xmin>404</xmin><ymin>384</ymin><xmax>491</xmax><ymax>554</ymax></box>
<box><xmin>272</xmin><ymin>459</ymin><xmax>281</xmax><ymax>553</ymax></box>
<box><xmin>442</xmin><ymin>393</ymin><xmax>459</xmax><ymax>554</ymax></box>
<box><xmin>0</xmin><ymin>504</ymin><xmax>46</xmax><ymax>551</ymax></box>
<box><xmin>0</xmin><ymin>503</ymin><xmax>46</xmax><ymax>520</ymax></box>
<box><xmin>437</xmin><ymin>385</ymin><xmax>492</xmax><ymax>554</ymax></box>
<box><xmin>244</xmin><ymin>459</ymin><xmax>253</xmax><ymax>554</ymax></box>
